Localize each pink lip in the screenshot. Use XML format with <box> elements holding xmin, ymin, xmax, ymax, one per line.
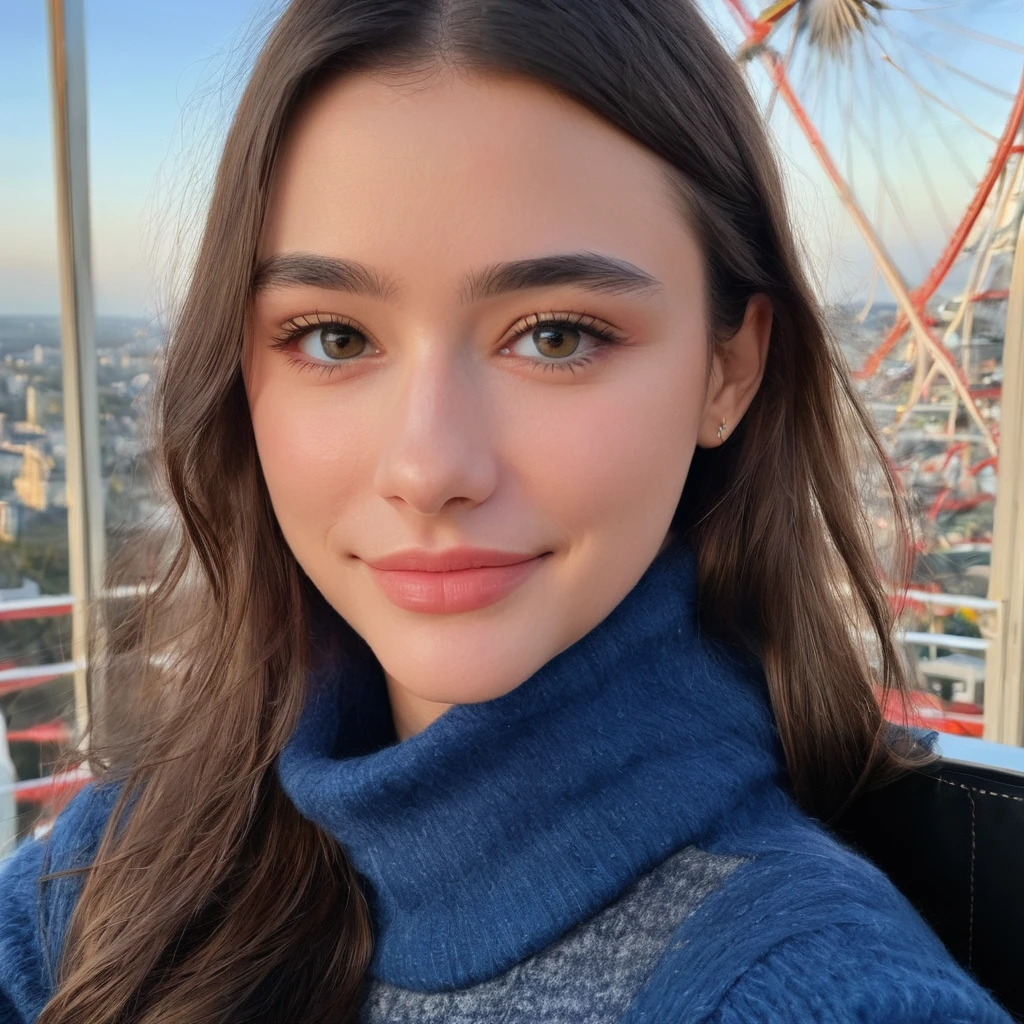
<box><xmin>362</xmin><ymin>547</ymin><xmax>548</xmax><ymax>614</ymax></box>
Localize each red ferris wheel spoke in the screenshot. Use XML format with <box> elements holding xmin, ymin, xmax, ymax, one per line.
<box><xmin>723</xmin><ymin>0</ymin><xmax>1000</xmax><ymax>451</ymax></box>
<box><xmin>855</xmin><ymin>68</ymin><xmax>1023</xmax><ymax>381</ymax></box>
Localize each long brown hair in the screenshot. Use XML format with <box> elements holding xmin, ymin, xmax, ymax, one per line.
<box><xmin>39</xmin><ymin>1</ymin><xmax>925</xmax><ymax>1020</ymax></box>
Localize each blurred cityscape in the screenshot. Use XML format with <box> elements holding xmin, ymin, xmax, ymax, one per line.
<box><xmin>0</xmin><ymin>313</ymin><xmax>159</xmax><ymax>824</ymax></box>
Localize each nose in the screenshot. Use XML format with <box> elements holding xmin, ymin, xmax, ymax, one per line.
<box><xmin>373</xmin><ymin>351</ymin><xmax>499</xmax><ymax>516</ymax></box>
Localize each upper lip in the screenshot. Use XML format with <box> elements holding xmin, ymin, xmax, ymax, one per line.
<box><xmin>362</xmin><ymin>548</ymin><xmax>544</xmax><ymax>572</ymax></box>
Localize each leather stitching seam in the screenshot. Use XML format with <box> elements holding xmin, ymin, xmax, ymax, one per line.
<box><xmin>937</xmin><ymin>778</ymin><xmax>1024</xmax><ymax>802</ymax></box>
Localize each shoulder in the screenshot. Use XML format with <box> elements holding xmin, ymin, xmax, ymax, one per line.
<box><xmin>700</xmin><ymin>918</ymin><xmax>1011</xmax><ymax>1024</ymax></box>
<box><xmin>0</xmin><ymin>782</ymin><xmax>118</xmax><ymax>1024</ymax></box>
<box><xmin>628</xmin><ymin>827</ymin><xmax>1013</xmax><ymax>1023</ymax></box>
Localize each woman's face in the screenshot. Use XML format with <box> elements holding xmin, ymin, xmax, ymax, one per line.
<box><xmin>245</xmin><ymin>67</ymin><xmax>768</xmax><ymax>737</ymax></box>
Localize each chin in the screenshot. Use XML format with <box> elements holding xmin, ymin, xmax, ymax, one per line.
<box><xmin>393</xmin><ymin>664</ymin><xmax>527</xmax><ymax>706</ymax></box>
<box><xmin>369</xmin><ymin>617</ymin><xmax>569</xmax><ymax>706</ymax></box>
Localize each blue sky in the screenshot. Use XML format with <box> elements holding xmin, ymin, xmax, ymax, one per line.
<box><xmin>1</xmin><ymin>0</ymin><xmax>1021</xmax><ymax>316</ymax></box>
<box><xmin>1</xmin><ymin>0</ymin><xmax>278</xmax><ymax>316</ymax></box>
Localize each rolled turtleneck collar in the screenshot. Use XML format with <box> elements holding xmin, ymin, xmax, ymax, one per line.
<box><xmin>277</xmin><ymin>541</ymin><xmax>786</xmax><ymax>992</ymax></box>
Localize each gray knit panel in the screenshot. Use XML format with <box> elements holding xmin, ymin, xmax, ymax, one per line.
<box><xmin>358</xmin><ymin>845</ymin><xmax>746</xmax><ymax>1024</ymax></box>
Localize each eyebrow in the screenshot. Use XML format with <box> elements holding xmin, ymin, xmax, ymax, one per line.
<box><xmin>252</xmin><ymin>250</ymin><xmax>662</xmax><ymax>303</ymax></box>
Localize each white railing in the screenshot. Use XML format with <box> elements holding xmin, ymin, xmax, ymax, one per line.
<box><xmin>902</xmin><ymin>589</ymin><xmax>999</xmax><ymax>613</ymax></box>
<box><xmin>899</xmin><ymin>631</ymin><xmax>989</xmax><ymax>652</ymax></box>
<box><xmin>0</xmin><ymin>767</ymin><xmax>91</xmax><ymax>802</ymax></box>
<box><xmin>0</xmin><ymin>659</ymin><xmax>78</xmax><ymax>684</ymax></box>
<box><xmin>0</xmin><ymin>584</ymin><xmax>149</xmax><ymax>622</ymax></box>
<box><xmin>0</xmin><ymin>594</ymin><xmax>74</xmax><ymax>618</ymax></box>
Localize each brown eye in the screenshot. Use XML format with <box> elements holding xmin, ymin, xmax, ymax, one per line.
<box><xmin>301</xmin><ymin>324</ymin><xmax>369</xmax><ymax>361</ymax></box>
<box><xmin>532</xmin><ymin>324</ymin><xmax>581</xmax><ymax>359</ymax></box>
<box><xmin>501</xmin><ymin>314</ymin><xmax>622</xmax><ymax>371</ymax></box>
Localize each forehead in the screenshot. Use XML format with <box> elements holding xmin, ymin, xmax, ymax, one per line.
<box><xmin>261</xmin><ymin>67</ymin><xmax>701</xmax><ymax>294</ymax></box>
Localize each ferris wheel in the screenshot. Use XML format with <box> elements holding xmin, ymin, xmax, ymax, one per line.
<box><xmin>720</xmin><ymin>0</ymin><xmax>1024</xmax><ymax>516</ymax></box>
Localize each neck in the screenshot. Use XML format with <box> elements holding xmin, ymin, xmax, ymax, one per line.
<box><xmin>278</xmin><ymin>540</ymin><xmax>785</xmax><ymax>990</ymax></box>
<box><xmin>385</xmin><ymin>671</ymin><xmax>453</xmax><ymax>740</ymax></box>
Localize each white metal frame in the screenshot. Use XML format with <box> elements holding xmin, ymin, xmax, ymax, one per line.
<box><xmin>46</xmin><ymin>0</ymin><xmax>105</xmax><ymax>739</ymax></box>
<box><xmin>985</xmin><ymin>215</ymin><xmax>1024</xmax><ymax>745</ymax></box>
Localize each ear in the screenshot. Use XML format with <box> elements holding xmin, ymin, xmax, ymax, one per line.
<box><xmin>696</xmin><ymin>292</ymin><xmax>772</xmax><ymax>448</ymax></box>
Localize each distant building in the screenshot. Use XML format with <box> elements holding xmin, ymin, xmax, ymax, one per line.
<box><xmin>14</xmin><ymin>445</ymin><xmax>54</xmax><ymax>512</ymax></box>
<box><xmin>11</xmin><ymin>387</ymin><xmax>47</xmax><ymax>442</ymax></box>
<box><xmin>7</xmin><ymin>424</ymin><xmax>46</xmax><ymax>444</ymax></box>
<box><xmin>0</xmin><ymin>501</ymin><xmax>18</xmax><ymax>542</ymax></box>
<box><xmin>32</xmin><ymin>344</ymin><xmax>43</xmax><ymax>366</ymax></box>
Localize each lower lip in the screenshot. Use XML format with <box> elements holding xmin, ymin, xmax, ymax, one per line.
<box><xmin>365</xmin><ymin>557</ymin><xmax>546</xmax><ymax>614</ymax></box>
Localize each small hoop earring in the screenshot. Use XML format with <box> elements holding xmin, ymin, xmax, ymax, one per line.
<box><xmin>717</xmin><ymin>419</ymin><xmax>727</xmax><ymax>443</ymax></box>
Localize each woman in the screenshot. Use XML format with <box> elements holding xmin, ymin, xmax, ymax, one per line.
<box><xmin>0</xmin><ymin>0</ymin><xmax>1013</xmax><ymax>1021</ymax></box>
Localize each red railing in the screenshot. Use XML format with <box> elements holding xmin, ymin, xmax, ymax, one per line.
<box><xmin>0</xmin><ymin>595</ymin><xmax>80</xmax><ymax>814</ymax></box>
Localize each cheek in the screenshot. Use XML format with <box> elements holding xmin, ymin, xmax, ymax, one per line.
<box><xmin>506</xmin><ymin>358</ymin><xmax>704</xmax><ymax>536</ymax></box>
<box><xmin>247</xmin><ymin>376</ymin><xmax>373</xmax><ymax>548</ymax></box>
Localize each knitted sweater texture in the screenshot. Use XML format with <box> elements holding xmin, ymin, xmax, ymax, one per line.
<box><xmin>0</xmin><ymin>542</ymin><xmax>1014</xmax><ymax>1022</ymax></box>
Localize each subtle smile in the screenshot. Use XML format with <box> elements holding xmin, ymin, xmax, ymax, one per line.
<box><xmin>361</xmin><ymin>548</ymin><xmax>550</xmax><ymax>614</ymax></box>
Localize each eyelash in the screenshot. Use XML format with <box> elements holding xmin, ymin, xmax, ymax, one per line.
<box><xmin>269</xmin><ymin>309</ymin><xmax>626</xmax><ymax>376</ymax></box>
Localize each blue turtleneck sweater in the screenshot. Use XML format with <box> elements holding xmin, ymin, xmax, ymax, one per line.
<box><xmin>0</xmin><ymin>542</ymin><xmax>1013</xmax><ymax>1022</ymax></box>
